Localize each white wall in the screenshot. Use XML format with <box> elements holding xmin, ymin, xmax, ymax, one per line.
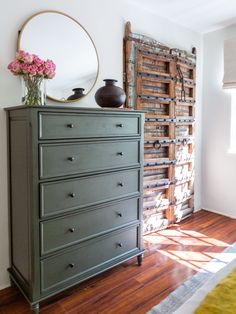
<box><xmin>0</xmin><ymin>0</ymin><xmax>203</xmax><ymax>289</ymax></box>
<box><xmin>202</xmin><ymin>25</ymin><xmax>236</xmax><ymax>218</ymax></box>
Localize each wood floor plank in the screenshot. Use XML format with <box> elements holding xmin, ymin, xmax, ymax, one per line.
<box><xmin>1</xmin><ymin>210</ymin><xmax>236</xmax><ymax>314</ymax></box>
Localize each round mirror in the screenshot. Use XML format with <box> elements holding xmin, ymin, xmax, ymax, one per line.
<box><xmin>18</xmin><ymin>11</ymin><xmax>99</xmax><ymax>102</ymax></box>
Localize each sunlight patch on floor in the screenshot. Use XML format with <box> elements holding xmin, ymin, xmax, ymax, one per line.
<box><xmin>167</xmin><ymin>250</ymin><xmax>212</xmax><ymax>262</ymax></box>
<box><xmin>157</xmin><ymin>250</ymin><xmax>203</xmax><ymax>271</ymax></box>
<box><xmin>144</xmin><ymin>227</ymin><xmax>230</xmax><ymax>272</ymax></box>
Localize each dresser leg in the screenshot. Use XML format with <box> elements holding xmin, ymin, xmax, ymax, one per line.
<box><xmin>31</xmin><ymin>303</ymin><xmax>39</xmax><ymax>314</ymax></box>
<box><xmin>137</xmin><ymin>253</ymin><xmax>144</xmax><ymax>266</ymax></box>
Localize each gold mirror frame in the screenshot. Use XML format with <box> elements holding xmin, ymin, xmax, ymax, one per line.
<box><xmin>18</xmin><ymin>10</ymin><xmax>99</xmax><ymax>103</ymax></box>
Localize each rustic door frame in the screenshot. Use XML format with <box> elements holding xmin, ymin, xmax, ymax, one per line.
<box><xmin>124</xmin><ymin>22</ymin><xmax>196</xmax><ymax>233</ymax></box>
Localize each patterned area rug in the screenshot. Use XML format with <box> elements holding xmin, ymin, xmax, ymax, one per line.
<box><xmin>147</xmin><ymin>242</ymin><xmax>236</xmax><ymax>314</ymax></box>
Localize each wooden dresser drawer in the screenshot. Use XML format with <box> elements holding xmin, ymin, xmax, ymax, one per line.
<box><xmin>40</xmin><ymin>198</ymin><xmax>139</xmax><ymax>255</ymax></box>
<box><xmin>41</xmin><ymin>226</ymin><xmax>139</xmax><ymax>292</ymax></box>
<box><xmin>40</xmin><ymin>169</ymin><xmax>140</xmax><ymax>217</ymax></box>
<box><xmin>39</xmin><ymin>140</ymin><xmax>140</xmax><ymax>179</ymax></box>
<box><xmin>39</xmin><ymin>112</ymin><xmax>140</xmax><ymax>139</ymax></box>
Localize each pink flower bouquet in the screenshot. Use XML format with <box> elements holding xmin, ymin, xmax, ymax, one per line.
<box><xmin>8</xmin><ymin>50</ymin><xmax>56</xmax><ymax>106</ymax></box>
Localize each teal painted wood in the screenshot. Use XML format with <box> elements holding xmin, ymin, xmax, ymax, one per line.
<box><xmin>40</xmin><ymin>169</ymin><xmax>140</xmax><ymax>217</ymax></box>
<box><xmin>7</xmin><ymin>108</ymin><xmax>42</xmax><ymax>301</ymax></box>
<box><xmin>39</xmin><ymin>140</ymin><xmax>140</xmax><ymax>179</ymax></box>
<box><xmin>41</xmin><ymin>226</ymin><xmax>139</xmax><ymax>292</ymax></box>
<box><xmin>6</xmin><ymin>106</ymin><xmax>145</xmax><ymax>312</ymax></box>
<box><xmin>40</xmin><ymin>197</ymin><xmax>139</xmax><ymax>255</ymax></box>
<box><xmin>39</xmin><ymin>112</ymin><xmax>141</xmax><ymax>139</ymax></box>
<box><xmin>10</xmin><ymin>118</ymin><xmax>30</xmax><ymax>281</ymax></box>
<box><xmin>10</xmin><ymin>119</ymin><xmax>30</xmax><ymax>281</ymax></box>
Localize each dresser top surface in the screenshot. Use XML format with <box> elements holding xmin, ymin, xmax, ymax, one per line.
<box><xmin>5</xmin><ymin>105</ymin><xmax>146</xmax><ymax>114</ymax></box>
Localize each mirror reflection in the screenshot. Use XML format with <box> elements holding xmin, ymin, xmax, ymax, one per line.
<box><xmin>18</xmin><ymin>11</ymin><xmax>99</xmax><ymax>102</ymax></box>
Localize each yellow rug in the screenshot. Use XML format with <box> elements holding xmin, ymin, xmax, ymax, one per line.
<box><xmin>195</xmin><ymin>267</ymin><xmax>236</xmax><ymax>314</ymax></box>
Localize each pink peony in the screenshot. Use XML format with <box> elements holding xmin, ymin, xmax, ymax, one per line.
<box><xmin>8</xmin><ymin>50</ymin><xmax>56</xmax><ymax>79</ymax></box>
<box><xmin>37</xmin><ymin>66</ymin><xmax>45</xmax><ymax>76</ymax></box>
<box><xmin>33</xmin><ymin>55</ymin><xmax>44</xmax><ymax>67</ymax></box>
<box><xmin>21</xmin><ymin>63</ymin><xmax>30</xmax><ymax>74</ymax></box>
<box><xmin>7</xmin><ymin>60</ymin><xmax>21</xmax><ymax>75</ymax></box>
<box><xmin>16</xmin><ymin>50</ymin><xmax>33</xmax><ymax>64</ymax></box>
<box><xmin>29</xmin><ymin>65</ymin><xmax>38</xmax><ymax>76</ymax></box>
<box><xmin>43</xmin><ymin>59</ymin><xmax>56</xmax><ymax>79</ymax></box>
<box><xmin>24</xmin><ymin>53</ymin><xmax>34</xmax><ymax>64</ymax></box>
<box><xmin>16</xmin><ymin>50</ymin><xmax>27</xmax><ymax>61</ymax></box>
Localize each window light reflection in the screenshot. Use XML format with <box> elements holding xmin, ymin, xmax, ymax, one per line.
<box><xmin>144</xmin><ymin>228</ymin><xmax>231</xmax><ymax>273</ymax></box>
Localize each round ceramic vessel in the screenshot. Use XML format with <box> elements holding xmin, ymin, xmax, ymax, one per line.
<box><xmin>95</xmin><ymin>79</ymin><xmax>126</xmax><ymax>108</ymax></box>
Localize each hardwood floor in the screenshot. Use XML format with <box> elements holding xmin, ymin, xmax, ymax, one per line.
<box><xmin>1</xmin><ymin>209</ymin><xmax>236</xmax><ymax>314</ymax></box>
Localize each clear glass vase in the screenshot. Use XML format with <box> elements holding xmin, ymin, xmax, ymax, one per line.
<box><xmin>21</xmin><ymin>75</ymin><xmax>46</xmax><ymax>106</ymax></box>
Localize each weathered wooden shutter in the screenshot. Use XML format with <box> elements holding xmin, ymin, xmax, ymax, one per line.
<box><xmin>124</xmin><ymin>22</ymin><xmax>195</xmax><ymax>233</ymax></box>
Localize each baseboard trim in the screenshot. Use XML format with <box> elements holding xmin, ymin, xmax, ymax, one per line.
<box><xmin>0</xmin><ymin>284</ymin><xmax>10</xmax><ymax>291</ymax></box>
<box><xmin>202</xmin><ymin>207</ymin><xmax>236</xmax><ymax>219</ymax></box>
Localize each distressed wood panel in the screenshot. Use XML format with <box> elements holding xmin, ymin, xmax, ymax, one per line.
<box><xmin>124</xmin><ymin>22</ymin><xmax>196</xmax><ymax>232</ymax></box>
<box><xmin>175</xmin><ymin>102</ymin><xmax>194</xmax><ymax>119</ymax></box>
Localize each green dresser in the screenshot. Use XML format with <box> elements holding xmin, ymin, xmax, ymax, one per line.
<box><xmin>6</xmin><ymin>106</ymin><xmax>144</xmax><ymax>313</ymax></box>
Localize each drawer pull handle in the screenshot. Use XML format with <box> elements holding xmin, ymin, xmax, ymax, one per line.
<box><xmin>118</xmin><ymin>182</ymin><xmax>124</xmax><ymax>187</ymax></box>
<box><xmin>68</xmin><ymin>157</ymin><xmax>76</xmax><ymax>162</ymax></box>
<box><xmin>67</xmin><ymin>123</ymin><xmax>74</xmax><ymax>128</ymax></box>
<box><xmin>69</xmin><ymin>227</ymin><xmax>76</xmax><ymax>233</ymax></box>
<box><xmin>116</xmin><ymin>123</ymin><xmax>123</xmax><ymax>128</ymax></box>
<box><xmin>117</xmin><ymin>243</ymin><xmax>123</xmax><ymax>248</ymax></box>
<box><xmin>117</xmin><ymin>152</ymin><xmax>124</xmax><ymax>156</ymax></box>
<box><xmin>69</xmin><ymin>193</ymin><xmax>76</xmax><ymax>198</ymax></box>
<box><xmin>117</xmin><ymin>212</ymin><xmax>123</xmax><ymax>217</ymax></box>
<box><xmin>69</xmin><ymin>263</ymin><xmax>75</xmax><ymax>268</ymax></box>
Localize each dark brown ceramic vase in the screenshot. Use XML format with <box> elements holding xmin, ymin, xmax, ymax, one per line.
<box><xmin>67</xmin><ymin>88</ymin><xmax>85</xmax><ymax>100</ymax></box>
<box><xmin>95</xmin><ymin>79</ymin><xmax>126</xmax><ymax>108</ymax></box>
